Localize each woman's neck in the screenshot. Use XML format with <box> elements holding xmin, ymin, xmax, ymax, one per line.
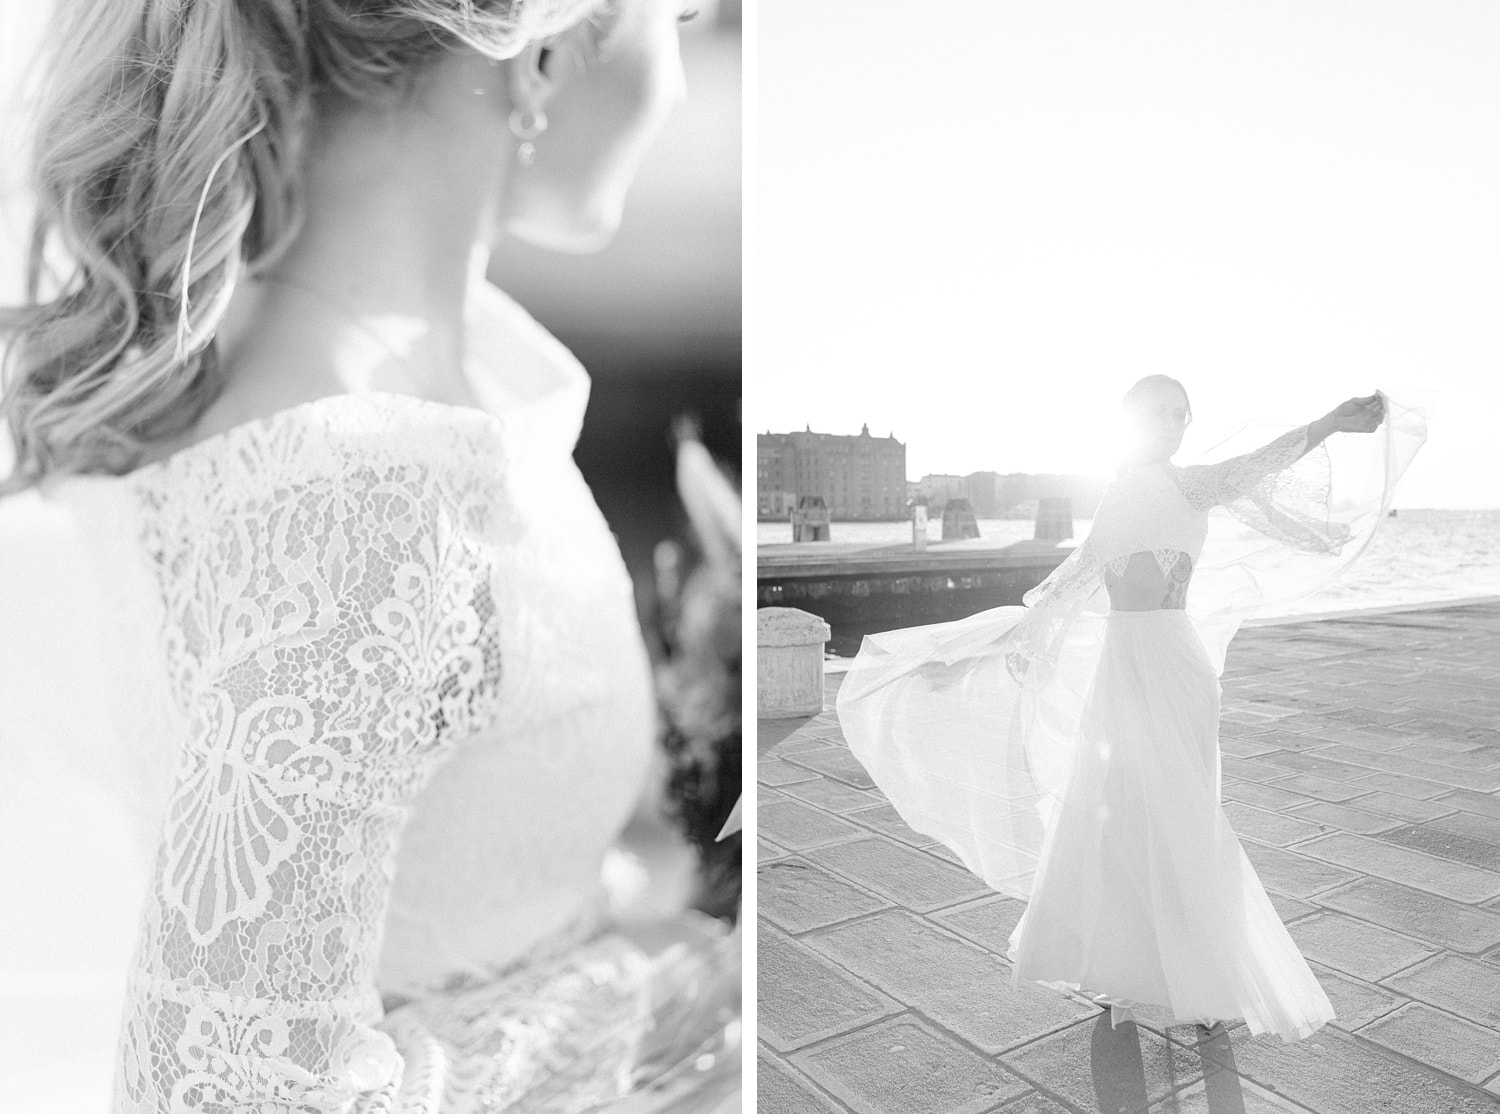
<box><xmin>215</xmin><ymin>54</ymin><xmax>515</xmax><ymax>414</ymax></box>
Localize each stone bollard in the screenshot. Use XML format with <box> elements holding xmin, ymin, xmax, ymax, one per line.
<box><xmin>942</xmin><ymin>497</ymin><xmax>981</xmax><ymax>540</ymax></box>
<box><xmin>757</xmin><ymin>607</ymin><xmax>832</xmax><ymax>719</ymax></box>
<box><xmin>1035</xmin><ymin>496</ymin><xmax>1074</xmax><ymax>541</ymax></box>
<box><xmin>791</xmin><ymin>495</ymin><xmax>831</xmax><ymax>542</ymax></box>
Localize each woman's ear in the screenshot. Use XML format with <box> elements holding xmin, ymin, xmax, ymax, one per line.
<box><xmin>506</xmin><ymin>40</ymin><xmax>556</xmax><ymax>116</ymax></box>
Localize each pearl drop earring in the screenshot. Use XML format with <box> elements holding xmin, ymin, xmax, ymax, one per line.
<box><xmin>508</xmin><ymin>107</ymin><xmax>548</xmax><ymax>168</ymax></box>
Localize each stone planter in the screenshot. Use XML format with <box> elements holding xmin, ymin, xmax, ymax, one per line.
<box><xmin>757</xmin><ymin>607</ymin><xmax>831</xmax><ymax>719</ymax></box>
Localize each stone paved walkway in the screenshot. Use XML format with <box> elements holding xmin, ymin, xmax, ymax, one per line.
<box><xmin>758</xmin><ymin>600</ymin><xmax>1500</xmax><ymax>1114</ymax></box>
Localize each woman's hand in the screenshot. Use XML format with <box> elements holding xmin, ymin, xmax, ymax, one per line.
<box><xmin>1308</xmin><ymin>393</ymin><xmax>1383</xmax><ymax>449</ymax></box>
<box><xmin>1326</xmin><ymin>394</ymin><xmax>1385</xmax><ymax>434</ymax></box>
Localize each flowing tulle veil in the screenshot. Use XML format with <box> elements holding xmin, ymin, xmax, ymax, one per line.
<box><xmin>836</xmin><ymin>396</ymin><xmax>1428</xmax><ymax>906</ymax></box>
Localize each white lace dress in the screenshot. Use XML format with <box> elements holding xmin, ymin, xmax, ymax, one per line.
<box><xmin>44</xmin><ymin>284</ymin><xmax>733</xmax><ymax>1113</ymax></box>
<box><xmin>836</xmin><ymin>399</ymin><xmax>1428</xmax><ymax>1040</ymax></box>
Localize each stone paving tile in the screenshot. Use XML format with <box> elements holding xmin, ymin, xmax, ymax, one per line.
<box><xmin>759</xmin><ymin>923</ymin><xmax>902</xmax><ymax>1053</ymax></box>
<box><xmin>780</xmin><ymin>777</ymin><xmax>884</xmax><ymax>814</ymax></box>
<box><xmin>1221</xmin><ymin>780</ymin><xmax>1315</xmax><ymax>812</ymax></box>
<box><xmin>1415</xmin><ymin>710</ymin><xmax>1500</xmax><ymax>741</ymax></box>
<box><xmin>1196</xmin><ymin>1023</ymin><xmax>1500</xmax><ymax>1114</ymax></box>
<box><xmin>1223</xmin><ymin>702</ymin><xmax>1301</xmax><ymax>724</ymax></box>
<box><xmin>1251</xmin><ymin>749</ymin><xmax>1373</xmax><ymax>782</ymax></box>
<box><xmin>1397</xmin><ymin>734</ymin><xmax>1491</xmax><ymax>754</ymax></box>
<box><xmin>762</xmin><ymin>755</ymin><xmax>823</xmax><ymax>787</ymax></box>
<box><xmin>1220</xmin><ymin>736</ymin><xmax>1281</xmax><ymax>759</ymax></box>
<box><xmin>806</xmin><ymin>837</ymin><xmax>994</xmax><ymax>914</ymax></box>
<box><xmin>1393</xmin><ymin>741</ymin><xmax>1500</xmax><ymax>772</ymax></box>
<box><xmin>806</xmin><ymin>910</ymin><xmax>1093</xmax><ymax>1054</ymax></box>
<box><xmin>1377</xmin><ymin>823</ymin><xmax>1500</xmax><ymax>873</ymax></box>
<box><xmin>1285</xmin><ymin>799</ymin><xmax>1403</xmax><ymax>836</ymax></box>
<box><xmin>1266</xmin><ymin>892</ymin><xmax>1320</xmax><ymax>925</ymax></box>
<box><xmin>759</xmin><ymin>1047</ymin><xmax>847</xmax><ymax>1114</ymax></box>
<box><xmin>1438</xmin><ymin>788</ymin><xmax>1500</xmax><ymax>822</ymax></box>
<box><xmin>932</xmin><ymin>894</ymin><xmax>1029</xmax><ymax>956</ymax></box>
<box><xmin>1340</xmin><ymin>770</ymin><xmax>1454</xmax><ymax>801</ymax></box>
<box><xmin>1002</xmin><ymin>1014</ymin><xmax>1212</xmax><ymax>1114</ymax></box>
<box><xmin>1295</xmin><ymin>832</ymin><xmax>1500</xmax><ymax>903</ymax></box>
<box><xmin>1317</xmin><ymin>877</ymin><xmax>1500</xmax><ymax>953</ymax></box>
<box><xmin>760</xmin><ymin>799</ymin><xmax>869</xmax><ymax>853</ymax></box>
<box><xmin>762</xmin><ymin>837</ymin><xmax>792</xmax><ymax>864</ymax></box>
<box><xmin>1220</xmin><ymin>756</ymin><xmax>1288</xmax><ymax>783</ymax></box>
<box><xmin>761</xmin><ymin>716</ymin><xmax>818</xmax><ymax>754</ymax></box>
<box><xmin>774</xmin><ymin>738</ymin><xmax>840</xmax><ymax>760</ymax></box>
<box><xmin>1315</xmin><ymin>732</ymin><xmax>1429</xmax><ymax>756</ymax></box>
<box><xmin>1318</xmin><ymin>744</ymin><xmax>1500</xmax><ymax>793</ymax></box>
<box><xmin>1431</xmin><ymin>809</ymin><xmax>1500</xmax><ymax>848</ymax></box>
<box><xmin>1260</xmin><ymin>773</ymin><xmax>1373</xmax><ymax>804</ymax></box>
<box><xmin>800</xmin><ymin>721</ymin><xmax>850</xmax><ymax>742</ymax></box>
<box><xmin>1358</xmin><ymin>1002</ymin><xmax>1500</xmax><ymax>1086</ymax></box>
<box><xmin>760</xmin><ymin>857</ymin><xmax>893</xmax><ymax>935</ymax></box>
<box><xmin>1348</xmin><ymin>789</ymin><xmax>1458</xmax><ymax>824</ymax></box>
<box><xmin>1239</xmin><ymin>840</ymin><xmax>1361</xmax><ymax>900</ymax></box>
<box><xmin>791</xmin><ymin>1015</ymin><xmax>1030</xmax><ymax>1114</ymax></box>
<box><xmin>1380</xmin><ymin>952</ymin><xmax>1500</xmax><ymax>1029</ymax></box>
<box><xmin>1255</xmin><ymin>729</ymin><xmax>1351</xmax><ymax>753</ymax></box>
<box><xmin>1223</xmin><ymin>801</ymin><xmax>1325</xmax><ymax>847</ymax></box>
<box><xmin>782</xmin><ymin>746</ymin><xmax>879</xmax><ymax>790</ymax></box>
<box><xmin>1287</xmin><ymin>911</ymin><xmax>1436</xmax><ymax>982</ymax></box>
<box><xmin>1309</xmin><ymin>962</ymin><xmax>1406</xmax><ymax>1031</ymax></box>
<box><xmin>994</xmin><ymin>1092</ymin><xmax>1073</xmax><ymax>1114</ymax></box>
<box><xmin>844</xmin><ymin>803</ymin><xmax>940</xmax><ymax>848</ymax></box>
<box><xmin>1143</xmin><ymin>1074</ymin><xmax>1313</xmax><ymax>1113</ymax></box>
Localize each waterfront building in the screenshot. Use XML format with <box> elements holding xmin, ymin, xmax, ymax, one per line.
<box><xmin>913</xmin><ymin>473</ymin><xmax>966</xmax><ymax>508</ymax></box>
<box><xmin>757</xmin><ymin>425</ymin><xmax>907</xmax><ymax>521</ymax></box>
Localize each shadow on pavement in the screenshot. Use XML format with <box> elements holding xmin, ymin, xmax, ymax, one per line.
<box><xmin>1090</xmin><ymin>1014</ymin><xmax>1248</xmax><ymax>1114</ymax></box>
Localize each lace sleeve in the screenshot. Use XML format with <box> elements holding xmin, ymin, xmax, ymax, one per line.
<box><xmin>1174</xmin><ymin>427</ymin><xmax>1310</xmax><ymax>511</ymax></box>
<box><xmin>1004</xmin><ymin>541</ymin><xmax>1105</xmax><ymax>681</ymax></box>
<box><xmin>116</xmin><ymin>460</ymin><xmax>503</xmax><ymax>1112</ymax></box>
<box><xmin>1173</xmin><ymin>426</ymin><xmax>1350</xmax><ymax>555</ymax></box>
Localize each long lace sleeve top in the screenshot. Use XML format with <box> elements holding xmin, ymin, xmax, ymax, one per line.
<box><xmin>48</xmin><ymin>285</ymin><xmax>692</xmax><ymax>1113</ymax></box>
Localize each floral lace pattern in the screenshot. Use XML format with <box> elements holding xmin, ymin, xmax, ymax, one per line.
<box><xmin>102</xmin><ymin>395</ymin><xmax>664</xmax><ymax>1113</ymax></box>
<box><xmin>1172</xmin><ymin>426</ymin><xmax>1349</xmax><ymax>555</ymax></box>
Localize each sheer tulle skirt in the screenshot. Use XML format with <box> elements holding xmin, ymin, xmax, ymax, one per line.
<box><xmin>1007</xmin><ymin>609</ymin><xmax>1333</xmax><ymax>1040</ymax></box>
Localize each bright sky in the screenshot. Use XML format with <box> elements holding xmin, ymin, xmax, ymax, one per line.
<box><xmin>753</xmin><ymin>1</ymin><xmax>1500</xmax><ymax>507</ymax></box>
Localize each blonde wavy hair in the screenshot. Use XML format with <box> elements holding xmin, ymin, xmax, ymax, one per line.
<box><xmin>0</xmin><ymin>0</ymin><xmax>608</xmax><ymax>492</ymax></box>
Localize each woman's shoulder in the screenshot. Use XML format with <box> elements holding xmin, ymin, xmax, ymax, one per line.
<box><xmin>146</xmin><ymin>392</ymin><xmax>497</xmax><ymax>475</ymax></box>
<box><xmin>49</xmin><ymin>393</ymin><xmax>505</xmax><ymax>538</ymax></box>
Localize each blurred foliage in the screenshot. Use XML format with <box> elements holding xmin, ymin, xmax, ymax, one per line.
<box><xmin>647</xmin><ymin>424</ymin><xmax>741</xmax><ymax>921</ymax></box>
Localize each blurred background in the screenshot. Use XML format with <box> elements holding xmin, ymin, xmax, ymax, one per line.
<box><xmin>494</xmin><ymin>0</ymin><xmax>741</xmax><ymax>584</ymax></box>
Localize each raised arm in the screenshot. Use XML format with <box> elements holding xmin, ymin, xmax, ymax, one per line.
<box><xmin>116</xmin><ymin>463</ymin><xmax>501</xmax><ymax>1111</ymax></box>
<box><xmin>1177</xmin><ymin>393</ymin><xmax>1385</xmax><ymax>512</ymax></box>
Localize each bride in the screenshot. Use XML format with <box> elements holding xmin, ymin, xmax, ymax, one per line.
<box><xmin>837</xmin><ymin>376</ymin><xmax>1426</xmax><ymax>1041</ymax></box>
<box><xmin>0</xmin><ymin>0</ymin><xmax>737</xmax><ymax>1111</ymax></box>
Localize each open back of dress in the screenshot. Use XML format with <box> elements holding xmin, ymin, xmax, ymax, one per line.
<box><xmin>1103</xmin><ymin>549</ymin><xmax>1193</xmax><ymax>611</ymax></box>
